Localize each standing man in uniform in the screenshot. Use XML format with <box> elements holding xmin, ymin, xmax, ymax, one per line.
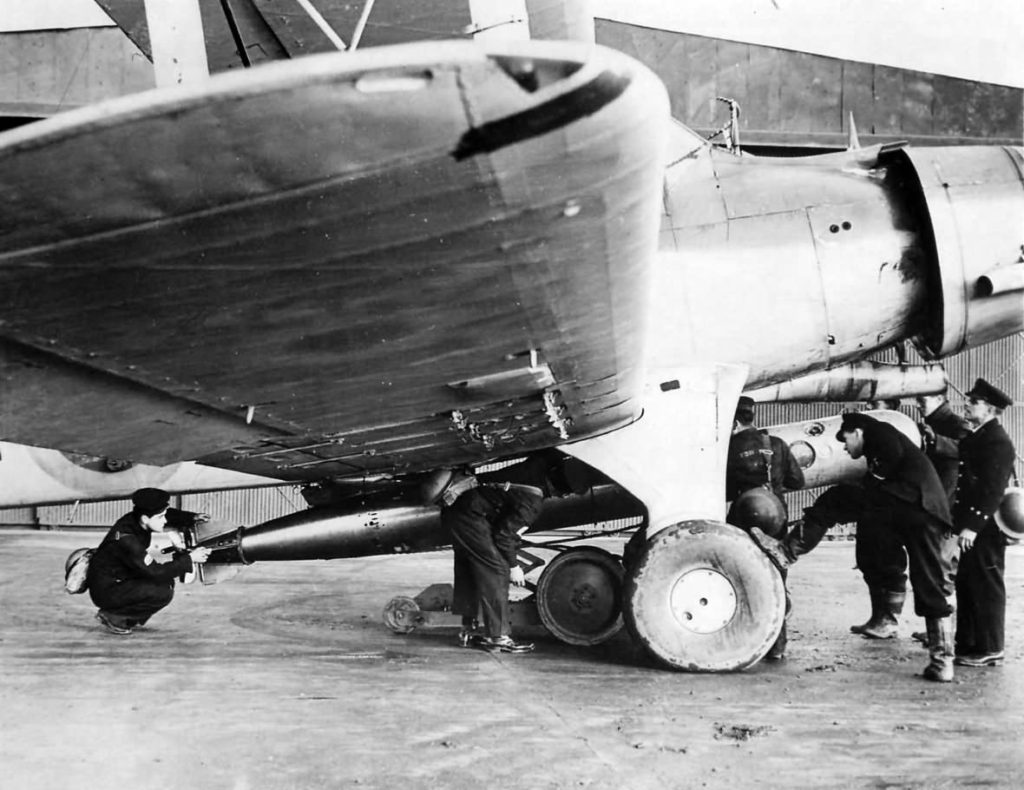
<box><xmin>953</xmin><ymin>379</ymin><xmax>1017</xmax><ymax>667</ymax></box>
<box><xmin>726</xmin><ymin>396</ymin><xmax>806</xmax><ymax>520</ymax></box>
<box><xmin>752</xmin><ymin>412</ymin><xmax>958</xmax><ymax>681</ymax></box>
<box><xmin>87</xmin><ymin>488</ymin><xmax>211</xmax><ymax>635</ymax></box>
<box><xmin>726</xmin><ymin>396</ymin><xmax>805</xmax><ymax>661</ymax></box>
<box><xmin>917</xmin><ymin>391</ymin><xmax>971</xmax><ymax>504</ymax></box>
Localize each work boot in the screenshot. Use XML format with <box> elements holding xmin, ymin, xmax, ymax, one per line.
<box><xmin>849</xmin><ymin>586</ymin><xmax>881</xmax><ymax>635</ymax></box>
<box><xmin>476</xmin><ymin>635</ymin><xmax>534</xmax><ymax>654</ymax></box>
<box><xmin>922</xmin><ymin>616</ymin><xmax>955</xmax><ymax>682</ymax></box>
<box><xmin>457</xmin><ymin>617</ymin><xmax>482</xmax><ymax>648</ymax></box>
<box><xmin>765</xmin><ymin>622</ymin><xmax>787</xmax><ymax>661</ymax></box>
<box><xmin>95</xmin><ymin>611</ymin><xmax>132</xmax><ymax>636</ymax></box>
<box><xmin>853</xmin><ymin>589</ymin><xmax>904</xmax><ymax>639</ymax></box>
<box><xmin>954</xmin><ymin>651</ymin><xmax>1004</xmax><ymax>667</ymax></box>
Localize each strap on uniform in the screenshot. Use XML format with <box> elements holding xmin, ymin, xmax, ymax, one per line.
<box><xmin>758</xmin><ymin>430</ymin><xmax>774</xmax><ymax>487</ymax></box>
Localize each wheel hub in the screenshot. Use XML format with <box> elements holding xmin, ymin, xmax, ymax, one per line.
<box><xmin>570</xmin><ymin>584</ymin><xmax>598</xmax><ymax>610</ymax></box>
<box><xmin>669</xmin><ymin>568</ymin><xmax>737</xmax><ymax>634</ymax></box>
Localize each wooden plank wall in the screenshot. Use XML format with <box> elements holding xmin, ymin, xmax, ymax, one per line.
<box><xmin>0</xmin><ymin>28</ymin><xmax>154</xmax><ymax>117</ymax></box>
<box><xmin>596</xmin><ymin>19</ymin><xmax>1023</xmax><ymax>147</ymax></box>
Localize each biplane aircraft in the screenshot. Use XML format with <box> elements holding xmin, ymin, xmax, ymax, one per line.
<box><xmin>1</xmin><ymin>0</ymin><xmax>1021</xmax><ymax>671</ymax></box>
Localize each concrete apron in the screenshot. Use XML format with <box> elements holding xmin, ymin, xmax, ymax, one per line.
<box><xmin>3</xmin><ymin>529</ymin><xmax>1024</xmax><ymax>790</ymax></box>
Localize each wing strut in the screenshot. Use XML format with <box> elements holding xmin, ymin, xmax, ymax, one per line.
<box><xmin>294</xmin><ymin>0</ymin><xmax>348</xmax><ymax>50</ymax></box>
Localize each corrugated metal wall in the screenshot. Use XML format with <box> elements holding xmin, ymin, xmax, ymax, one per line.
<box><xmin>770</xmin><ymin>334</ymin><xmax>1024</xmax><ymax>529</ymax></box>
<box><xmin>0</xmin><ymin>485</ymin><xmax>305</xmax><ymax>529</ymax></box>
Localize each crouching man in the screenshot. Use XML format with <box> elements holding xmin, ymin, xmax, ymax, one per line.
<box><xmin>87</xmin><ymin>487</ymin><xmax>211</xmax><ymax>635</ymax></box>
<box><xmin>423</xmin><ymin>451</ymin><xmax>579</xmax><ymax>654</ymax></box>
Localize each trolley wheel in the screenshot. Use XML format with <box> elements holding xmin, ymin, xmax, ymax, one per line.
<box><xmin>382</xmin><ymin>595</ymin><xmax>422</xmax><ymax>634</ymax></box>
<box><xmin>536</xmin><ymin>546</ymin><xmax>624</xmax><ymax>646</ymax></box>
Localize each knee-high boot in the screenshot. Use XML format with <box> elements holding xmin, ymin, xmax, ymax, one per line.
<box><xmin>851</xmin><ymin>588</ymin><xmax>903</xmax><ymax>639</ymax></box>
<box><xmin>922</xmin><ymin>615</ymin><xmax>955</xmax><ymax>682</ymax></box>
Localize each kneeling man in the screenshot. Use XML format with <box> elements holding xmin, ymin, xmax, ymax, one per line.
<box><xmin>87</xmin><ymin>488</ymin><xmax>211</xmax><ymax>635</ymax></box>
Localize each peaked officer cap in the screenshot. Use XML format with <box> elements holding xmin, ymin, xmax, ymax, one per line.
<box><xmin>131</xmin><ymin>487</ymin><xmax>170</xmax><ymax>516</ymax></box>
<box><xmin>965</xmin><ymin>378</ymin><xmax>1013</xmax><ymax>410</ymax></box>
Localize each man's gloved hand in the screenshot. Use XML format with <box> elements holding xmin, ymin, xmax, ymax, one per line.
<box><xmin>189</xmin><ymin>546</ymin><xmax>213</xmax><ymax>564</ymax></box>
<box><xmin>509</xmin><ymin>566</ymin><xmax>526</xmax><ymax>587</ymax></box>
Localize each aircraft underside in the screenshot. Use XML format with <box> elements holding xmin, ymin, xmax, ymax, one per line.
<box><xmin>3</xmin><ymin>36</ymin><xmax>1022</xmax><ymax>672</ymax></box>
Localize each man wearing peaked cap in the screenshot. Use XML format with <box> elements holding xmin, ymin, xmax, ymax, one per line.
<box><xmin>751</xmin><ymin>411</ymin><xmax>958</xmax><ymax>682</ymax></box>
<box><xmin>953</xmin><ymin>378</ymin><xmax>1017</xmax><ymax>668</ymax></box>
<box><xmin>85</xmin><ymin>489</ymin><xmax>212</xmax><ymax>635</ymax></box>
<box><xmin>131</xmin><ymin>487</ymin><xmax>171</xmax><ymax>516</ymax></box>
<box><xmin>965</xmin><ymin>378</ymin><xmax>1013</xmax><ymax>410</ymax></box>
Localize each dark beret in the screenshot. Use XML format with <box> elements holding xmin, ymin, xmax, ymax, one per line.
<box><xmin>836</xmin><ymin>411</ymin><xmax>878</xmax><ymax>442</ymax></box>
<box><xmin>131</xmin><ymin>487</ymin><xmax>170</xmax><ymax>516</ymax></box>
<box><xmin>965</xmin><ymin>378</ymin><xmax>1013</xmax><ymax>410</ymax></box>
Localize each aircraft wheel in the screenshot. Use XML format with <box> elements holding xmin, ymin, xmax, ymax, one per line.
<box><xmin>624</xmin><ymin>520</ymin><xmax>784</xmax><ymax>672</ymax></box>
<box><xmin>536</xmin><ymin>547</ymin><xmax>624</xmax><ymax>646</ymax></box>
<box><xmin>382</xmin><ymin>595</ymin><xmax>421</xmax><ymax>634</ymax></box>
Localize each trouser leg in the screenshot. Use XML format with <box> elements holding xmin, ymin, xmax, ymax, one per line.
<box><xmin>785</xmin><ymin>485</ymin><xmax>866</xmax><ymax>561</ymax></box>
<box><xmin>765</xmin><ymin>568</ymin><xmax>788</xmax><ymax>660</ymax></box>
<box><xmin>472</xmin><ymin>563</ymin><xmax>511</xmax><ymax>638</ymax></box>
<box><xmin>92</xmin><ymin>580</ymin><xmax>175</xmax><ymax>627</ymax></box>
<box><xmin>449</xmin><ymin>510</ymin><xmax>512</xmax><ymax>639</ymax></box>
<box><xmin>956</xmin><ymin>529</ymin><xmax>1006</xmax><ymax>654</ymax></box>
<box><xmin>850</xmin><ymin>514</ymin><xmax>907</xmax><ymax>638</ymax></box>
<box><xmin>452</xmin><ymin>549</ymin><xmax>478</xmax><ymax>618</ymax></box>
<box><xmin>855</xmin><ymin>513</ymin><xmax>908</xmax><ymax>592</ymax></box>
<box><xmin>901</xmin><ymin>518</ymin><xmax>956</xmax><ymax>619</ymax></box>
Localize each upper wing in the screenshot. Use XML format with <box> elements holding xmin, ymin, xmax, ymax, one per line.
<box><xmin>0</xmin><ymin>40</ymin><xmax>669</xmax><ymax>480</ymax></box>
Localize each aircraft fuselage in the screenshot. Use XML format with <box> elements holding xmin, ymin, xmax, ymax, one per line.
<box><xmin>650</xmin><ymin>140</ymin><xmax>1024</xmax><ymax>387</ymax></box>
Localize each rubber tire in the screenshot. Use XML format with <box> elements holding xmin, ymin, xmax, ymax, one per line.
<box><xmin>536</xmin><ymin>547</ymin><xmax>624</xmax><ymax>646</ymax></box>
<box><xmin>624</xmin><ymin>520</ymin><xmax>785</xmax><ymax>672</ymax></box>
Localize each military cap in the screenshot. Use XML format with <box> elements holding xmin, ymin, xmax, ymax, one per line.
<box><xmin>734</xmin><ymin>395</ymin><xmax>756</xmax><ymax>421</ymax></box>
<box><xmin>965</xmin><ymin>378</ymin><xmax>1013</xmax><ymax>410</ymax></box>
<box><xmin>131</xmin><ymin>487</ymin><xmax>170</xmax><ymax>516</ymax></box>
<box><xmin>835</xmin><ymin>411</ymin><xmax>878</xmax><ymax>442</ymax></box>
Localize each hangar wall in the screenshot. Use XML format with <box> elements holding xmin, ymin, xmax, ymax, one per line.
<box><xmin>0</xmin><ymin>27</ymin><xmax>154</xmax><ymax>121</ymax></box>
<box><xmin>595</xmin><ymin>19</ymin><xmax>1024</xmax><ymax>148</ymax></box>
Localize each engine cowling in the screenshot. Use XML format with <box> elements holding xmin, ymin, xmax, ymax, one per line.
<box><xmin>901</xmin><ymin>145</ymin><xmax>1024</xmax><ymax>357</ymax></box>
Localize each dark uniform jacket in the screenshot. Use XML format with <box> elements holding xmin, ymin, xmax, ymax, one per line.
<box><xmin>444</xmin><ymin>484</ymin><xmax>544</xmax><ymax>566</ymax></box>
<box><xmin>920</xmin><ymin>402</ymin><xmax>970</xmax><ymax>504</ymax></box>
<box><xmin>952</xmin><ymin>419</ymin><xmax>1016</xmax><ymax>535</ymax></box>
<box><xmin>87</xmin><ymin>510</ymin><xmax>194</xmax><ymax>591</ymax></box>
<box><xmin>859</xmin><ymin>420</ymin><xmax>952</xmax><ymax>530</ymax></box>
<box><xmin>726</xmin><ymin>427</ymin><xmax>804</xmax><ymax>501</ymax></box>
